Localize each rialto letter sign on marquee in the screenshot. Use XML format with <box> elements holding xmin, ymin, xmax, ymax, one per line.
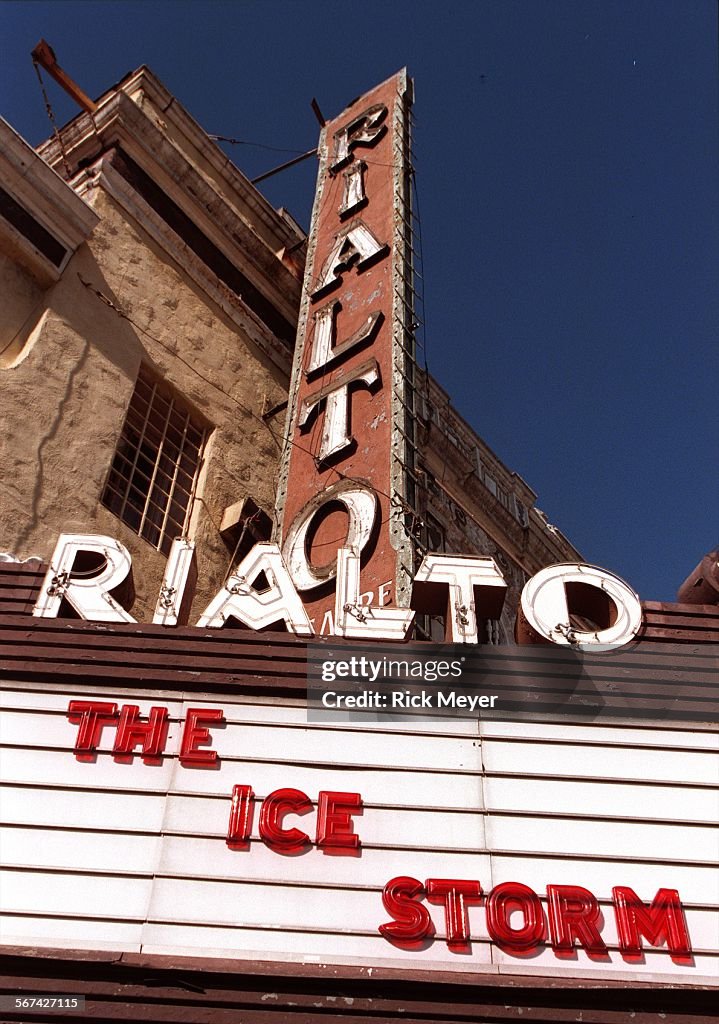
<box><xmin>32</xmin><ymin>532</ymin><xmax>644</xmax><ymax>649</ymax></box>
<box><xmin>60</xmin><ymin>699</ymin><xmax>693</xmax><ymax>962</ymax></box>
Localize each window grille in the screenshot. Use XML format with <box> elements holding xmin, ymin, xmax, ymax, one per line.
<box><xmin>425</xmin><ymin>512</ymin><xmax>446</xmax><ymax>554</ymax></box>
<box><xmin>102</xmin><ymin>368</ymin><xmax>207</xmax><ymax>555</ymax></box>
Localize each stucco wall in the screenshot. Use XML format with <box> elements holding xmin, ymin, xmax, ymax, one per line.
<box><xmin>0</xmin><ymin>252</ymin><xmax>44</xmax><ymax>368</ymax></box>
<box><xmin>1</xmin><ymin>186</ymin><xmax>289</xmax><ymax>623</ymax></box>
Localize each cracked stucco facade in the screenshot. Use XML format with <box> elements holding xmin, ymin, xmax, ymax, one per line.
<box><xmin>1</xmin><ymin>73</ymin><xmax>301</xmax><ymax>623</ymax></box>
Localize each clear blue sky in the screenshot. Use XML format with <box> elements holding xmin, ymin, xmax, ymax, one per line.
<box><xmin>2</xmin><ymin>0</ymin><xmax>717</xmax><ymax>602</ymax></box>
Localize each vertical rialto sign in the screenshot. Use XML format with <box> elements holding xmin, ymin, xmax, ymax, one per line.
<box><xmin>276</xmin><ymin>70</ymin><xmax>416</xmax><ymax>636</ymax></box>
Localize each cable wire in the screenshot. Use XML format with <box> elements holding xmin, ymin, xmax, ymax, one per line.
<box><xmin>31</xmin><ymin>59</ymin><xmax>73</xmax><ymax>178</ymax></box>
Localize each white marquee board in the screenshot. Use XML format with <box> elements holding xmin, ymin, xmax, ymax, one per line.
<box><xmin>0</xmin><ymin>680</ymin><xmax>717</xmax><ymax>985</ymax></box>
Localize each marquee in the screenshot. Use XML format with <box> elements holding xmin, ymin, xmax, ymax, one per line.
<box><xmin>2</xmin><ymin>663</ymin><xmax>716</xmax><ymax>983</ymax></box>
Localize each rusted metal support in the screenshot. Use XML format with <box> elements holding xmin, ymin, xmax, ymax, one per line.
<box><xmin>310</xmin><ymin>98</ymin><xmax>326</xmax><ymax>127</ymax></box>
<box><xmin>31</xmin><ymin>39</ymin><xmax>97</xmax><ymax>114</ymax></box>
<box><xmin>250</xmin><ymin>147</ymin><xmax>317</xmax><ymax>184</ymax></box>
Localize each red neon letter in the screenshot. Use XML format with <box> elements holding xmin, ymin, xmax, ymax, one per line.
<box><xmin>547</xmin><ymin>884</ymin><xmax>608</xmax><ymax>956</ymax></box>
<box><xmin>613</xmin><ymin>887</ymin><xmax>692</xmax><ymax>961</ymax></box>
<box><xmin>113</xmin><ymin>704</ymin><xmax>168</xmax><ymax>762</ymax></box>
<box><xmin>179</xmin><ymin>708</ymin><xmax>224</xmax><ymax>765</ymax></box>
<box><xmin>316</xmin><ymin>791</ymin><xmax>363</xmax><ymax>850</ymax></box>
<box><xmin>259</xmin><ymin>788</ymin><xmax>312</xmax><ymax>852</ymax></box>
<box><xmin>426</xmin><ymin>878</ymin><xmax>482</xmax><ymax>950</ymax></box>
<box><xmin>226</xmin><ymin>785</ymin><xmax>255</xmax><ymax>848</ymax></box>
<box><xmin>486</xmin><ymin>882</ymin><xmax>545</xmax><ymax>951</ymax></box>
<box><xmin>67</xmin><ymin>700</ymin><xmax>118</xmax><ymax>760</ymax></box>
<box><xmin>379</xmin><ymin>876</ymin><xmax>432</xmax><ymax>945</ymax></box>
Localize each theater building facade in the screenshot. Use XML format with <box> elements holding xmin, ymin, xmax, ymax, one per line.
<box><xmin>0</xmin><ymin>65</ymin><xmax>717</xmax><ymax>1022</ymax></box>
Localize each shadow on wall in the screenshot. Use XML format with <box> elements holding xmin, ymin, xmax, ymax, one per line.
<box><xmin>3</xmin><ymin>245</ymin><xmax>146</xmax><ymax>554</ymax></box>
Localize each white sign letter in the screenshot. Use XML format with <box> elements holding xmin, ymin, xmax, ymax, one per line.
<box><xmin>298</xmin><ymin>359</ymin><xmax>380</xmax><ymax>462</ymax></box>
<box><xmin>330</xmin><ymin>104</ymin><xmax>387</xmax><ymax>171</ymax></box>
<box><xmin>339</xmin><ymin>159</ymin><xmax>367</xmax><ymax>217</ymax></box>
<box><xmin>518</xmin><ymin>563</ymin><xmax>642</xmax><ymax>649</ymax></box>
<box><xmin>197</xmin><ymin>543</ymin><xmax>314</xmax><ymax>635</ymax></box>
<box><xmin>153</xmin><ymin>538</ymin><xmax>196</xmax><ymax>626</ymax></box>
<box><xmin>311</xmin><ymin>222</ymin><xmax>388</xmax><ymax>298</ymax></box>
<box><xmin>411</xmin><ymin>553</ymin><xmax>507</xmax><ymax>644</ymax></box>
<box><xmin>33</xmin><ymin>534</ymin><xmax>136</xmax><ymax>622</ymax></box>
<box><xmin>283</xmin><ymin>481</ymin><xmax>378</xmax><ymax>592</ymax></box>
<box><xmin>306</xmin><ymin>300</ymin><xmax>382</xmax><ymax>377</ymax></box>
<box><xmin>334</xmin><ymin>546</ymin><xmax>414</xmax><ymax>639</ymax></box>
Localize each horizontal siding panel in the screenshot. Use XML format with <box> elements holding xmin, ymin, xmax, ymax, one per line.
<box><xmin>0</xmin><ymin>915</ymin><xmax>141</xmax><ymax>951</ymax></box>
<box><xmin>644</xmin><ymin>600</ymin><xmax>719</xmax><ymax>614</ymax></box>
<box><xmin>0</xmin><ymin>868</ymin><xmax>152</xmax><ymax>917</ymax></box>
<box><xmin>0</xmin><ymin>685</ymin><xmax>479</xmax><ymax>738</ymax></box>
<box><xmin>1</xmin><ymin>785</ymin><xmax>486</xmax><ymax>842</ymax></box>
<box><xmin>484</xmin><ymin>814</ymin><xmax>718</xmax><ymax>862</ymax></box>
<box><xmin>156</xmin><ymin>835</ymin><xmax>492</xmax><ymax>888</ymax></box>
<box><xmin>480</xmin><ymin>719</ymin><xmax>718</xmax><ymax>750</ymax></box>
<box><xmin>0</xmin><ymin>747</ymin><xmax>176</xmax><ymax>792</ymax></box>
<box><xmin>2</xmin><ymin>898</ymin><xmax>716</xmax><ymax>970</ymax></box>
<box><xmin>209</xmin><ymin>723</ymin><xmax>481</xmax><ymax>772</ymax></box>
<box><xmin>639</xmin><ymin>628</ymin><xmax>719</xmax><ymax>644</ymax></box>
<box><xmin>146</xmin><ymin>875</ymin><xmax>388</xmax><ymax>931</ymax></box>
<box><xmin>162</xmin><ymin>798</ymin><xmax>486</xmax><ymax>850</ymax></box>
<box><xmin>0</xmin><ymin>600</ymin><xmax>35</xmax><ymax>614</ymax></box>
<box><xmin>0</xmin><ymin>583</ymin><xmax>39</xmax><ymax>598</ymax></box>
<box><xmin>0</xmin><ymin>705</ymin><xmax>183</xmax><ymax>750</ymax></box>
<box><xmin>0</xmin><ymin>562</ymin><xmax>46</xmax><ymax>574</ymax></box>
<box><xmin>0</xmin><ymin>657</ymin><xmax>307</xmax><ymax>692</ymax></box>
<box><xmin>0</xmin><ymin>826</ymin><xmax>161</xmax><ymax>874</ymax></box>
<box><xmin>644</xmin><ymin>611</ymin><xmax>719</xmax><ymax>631</ymax></box>
<box><xmin>138</xmin><ymin>922</ymin><xmax>495</xmax><ymax>966</ymax></box>
<box><xmin>491</xmin><ymin>855</ymin><xmax>719</xmax><ymax>906</ymax></box>
<box><xmin>483</xmin><ymin>777</ymin><xmax>719</xmax><ymax>823</ymax></box>
<box><xmin>481</xmin><ymin>740</ymin><xmax>717</xmax><ymax>786</ymax></box>
<box><xmin>138</xmin><ymin>923</ymin><xmax>719</xmax><ymax>977</ymax></box>
<box><xmin>492</xmin><ymin>944</ymin><xmax>719</xmax><ymax>979</ymax></box>
<box><xmin>0</xmin><ymin>639</ymin><xmax>309</xmax><ymax>681</ymax></box>
<box><xmin>0</xmin><ymin>823</ymin><xmax>488</xmax><ymax>881</ymax></box>
<box><xmin>0</xmin><ymin>746</ymin><xmax>482</xmax><ymax>806</ymax></box>
<box><xmin>174</xmin><ymin>761</ymin><xmax>482</xmax><ymax>803</ymax></box>
<box><xmin>0</xmin><ymin>785</ymin><xmax>167</xmax><ymax>831</ymax></box>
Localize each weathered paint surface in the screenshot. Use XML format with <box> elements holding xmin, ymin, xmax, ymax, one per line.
<box><xmin>278</xmin><ymin>72</ymin><xmax>413</xmax><ymax>632</ymax></box>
